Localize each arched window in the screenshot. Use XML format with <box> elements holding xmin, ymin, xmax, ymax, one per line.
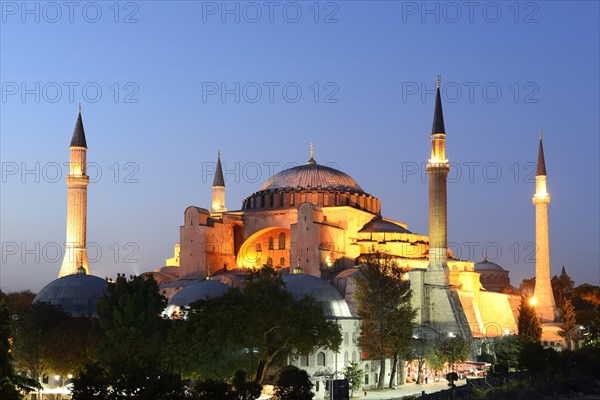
<box><xmin>267</xmin><ymin>257</ymin><xmax>273</xmax><ymax>266</ymax></box>
<box><xmin>344</xmin><ymin>333</ymin><xmax>349</xmax><ymax>345</ymax></box>
<box><xmin>344</xmin><ymin>351</ymin><xmax>349</xmax><ymax>365</ymax></box>
<box><xmin>278</xmin><ymin>232</ymin><xmax>286</xmax><ymax>250</ymax></box>
<box><xmin>279</xmin><ymin>257</ymin><xmax>285</xmax><ymax>267</ymax></box>
<box><xmin>268</xmin><ymin>237</ymin><xmax>274</xmax><ymax>250</ymax></box>
<box><xmin>317</xmin><ymin>352</ymin><xmax>326</xmax><ymax>366</ymax></box>
<box><xmin>256</xmin><ymin>242</ymin><xmax>261</xmax><ymax>252</ymax></box>
<box><xmin>352</xmin><ymin>332</ymin><xmax>357</xmax><ymax>345</ymax></box>
<box><xmin>300</xmin><ymin>355</ymin><xmax>309</xmax><ymax>367</ymax></box>
<box><xmin>352</xmin><ymin>351</ymin><xmax>357</xmax><ymax>363</ymax></box>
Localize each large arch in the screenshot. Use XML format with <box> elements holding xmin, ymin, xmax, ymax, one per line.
<box><xmin>236</xmin><ymin>227</ymin><xmax>291</xmax><ymax>269</ymax></box>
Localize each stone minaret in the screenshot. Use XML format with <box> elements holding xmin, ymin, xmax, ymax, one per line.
<box><xmin>532</xmin><ymin>131</ymin><xmax>557</xmax><ymax>322</ymax></box>
<box><xmin>211</xmin><ymin>151</ymin><xmax>227</xmax><ymax>214</ymax></box>
<box><xmin>59</xmin><ymin>108</ymin><xmax>90</xmax><ymax>277</ymax></box>
<box><xmin>426</xmin><ymin>77</ymin><xmax>450</xmax><ymax>285</ymax></box>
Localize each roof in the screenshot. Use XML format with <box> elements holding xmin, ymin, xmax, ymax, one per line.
<box><xmin>70</xmin><ymin>111</ymin><xmax>87</xmax><ymax>148</ymax></box>
<box><xmin>474</xmin><ymin>258</ymin><xmax>506</xmax><ymax>272</ymax></box>
<box><xmin>34</xmin><ymin>272</ymin><xmax>107</xmax><ymax>317</ymax></box>
<box><xmin>431</xmin><ymin>84</ymin><xmax>446</xmax><ymax>135</ymax></box>
<box><xmin>282</xmin><ymin>273</ymin><xmax>352</xmax><ymax>318</ymax></box>
<box><xmin>213</xmin><ymin>151</ymin><xmax>225</xmax><ymax>187</ymax></box>
<box><xmin>167</xmin><ymin>279</ymin><xmax>229</xmax><ymax>307</ymax></box>
<box><xmin>358</xmin><ymin>215</ymin><xmax>412</xmax><ymax>234</ymax></box>
<box><xmin>259</xmin><ymin>163</ymin><xmax>364</xmax><ymax>194</ymax></box>
<box><xmin>537</xmin><ymin>136</ymin><xmax>547</xmax><ymax>176</ymax></box>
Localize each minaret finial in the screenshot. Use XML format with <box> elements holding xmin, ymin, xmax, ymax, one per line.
<box><xmin>539</xmin><ymin>129</ymin><xmax>543</xmax><ymax>140</ymax></box>
<box><xmin>78</xmin><ymin>103</ymin><xmax>82</xmax><ymax>113</ymax></box>
<box><xmin>307</xmin><ymin>143</ymin><xmax>316</xmax><ymax>165</ymax></box>
<box><xmin>436</xmin><ymin>75</ymin><xmax>441</xmax><ymax>89</ymax></box>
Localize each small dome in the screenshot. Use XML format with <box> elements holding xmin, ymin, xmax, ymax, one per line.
<box><xmin>260</xmin><ymin>163</ymin><xmax>364</xmax><ymax>193</ymax></box>
<box><xmin>475</xmin><ymin>258</ymin><xmax>506</xmax><ymax>271</ymax></box>
<box><xmin>34</xmin><ymin>273</ymin><xmax>108</xmax><ymax>317</ymax></box>
<box><xmin>282</xmin><ymin>274</ymin><xmax>352</xmax><ymax>318</ymax></box>
<box><xmin>358</xmin><ymin>215</ymin><xmax>412</xmax><ymax>234</ymax></box>
<box><xmin>168</xmin><ymin>279</ymin><xmax>229</xmax><ymax>308</ymax></box>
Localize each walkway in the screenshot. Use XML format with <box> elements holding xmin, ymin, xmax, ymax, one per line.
<box><xmin>353</xmin><ymin>380</ymin><xmax>466</xmax><ymax>399</ymax></box>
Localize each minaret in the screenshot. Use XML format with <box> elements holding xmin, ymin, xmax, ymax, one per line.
<box><xmin>426</xmin><ymin>76</ymin><xmax>450</xmax><ymax>285</ymax></box>
<box><xmin>59</xmin><ymin>107</ymin><xmax>90</xmax><ymax>277</ymax></box>
<box><xmin>532</xmin><ymin>131</ymin><xmax>557</xmax><ymax>322</ymax></box>
<box><xmin>211</xmin><ymin>151</ymin><xmax>227</xmax><ymax>214</ymax></box>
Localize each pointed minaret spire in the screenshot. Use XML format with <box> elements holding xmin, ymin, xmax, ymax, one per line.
<box><xmin>70</xmin><ymin>105</ymin><xmax>87</xmax><ymax>148</ymax></box>
<box><xmin>432</xmin><ymin>75</ymin><xmax>446</xmax><ymax>135</ymax></box>
<box><xmin>307</xmin><ymin>143</ymin><xmax>316</xmax><ymax>165</ymax></box>
<box><xmin>211</xmin><ymin>151</ymin><xmax>227</xmax><ymax>214</ymax></box>
<box><xmin>537</xmin><ymin>130</ymin><xmax>546</xmax><ymax>176</ymax></box>
<box><xmin>213</xmin><ymin>150</ymin><xmax>225</xmax><ymax>187</ymax></box>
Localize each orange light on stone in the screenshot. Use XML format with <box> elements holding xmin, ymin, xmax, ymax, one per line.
<box><xmin>529</xmin><ymin>297</ymin><xmax>537</xmax><ymax>306</ymax></box>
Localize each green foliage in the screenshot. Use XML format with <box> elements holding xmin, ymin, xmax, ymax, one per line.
<box><xmin>274</xmin><ymin>367</ymin><xmax>314</xmax><ymax>400</ymax></box>
<box><xmin>355</xmin><ymin>247</ymin><xmax>416</xmax><ymax>389</ymax></box>
<box><xmin>551</xmin><ymin>270</ymin><xmax>574</xmax><ymax>308</ymax></box>
<box><xmin>558</xmin><ymin>298</ymin><xmax>578</xmax><ymax>350</ymax></box>
<box><xmin>176</xmin><ymin>267</ymin><xmax>341</xmax><ymax>383</ymax></box>
<box><xmin>518</xmin><ymin>341</ymin><xmax>558</xmax><ymax>376</ymax></box>
<box><xmin>517</xmin><ymin>296</ymin><xmax>542</xmax><ymax>343</ymax></box>
<box><xmin>2</xmin><ymin>291</ymin><xmax>36</xmax><ymax>315</ymax></box>
<box><xmin>45</xmin><ymin>316</ymin><xmax>103</xmax><ymax>375</ymax></box>
<box><xmin>193</xmin><ymin>380</ymin><xmax>235</xmax><ymax>400</ymax></box>
<box><xmin>342</xmin><ymin>362</ymin><xmax>364</xmax><ymax>396</ymax></box>
<box><xmin>72</xmin><ymin>274</ymin><xmax>188</xmax><ymax>400</ymax></box>
<box><xmin>476</xmin><ymin>352</ymin><xmax>494</xmax><ymax>363</ymax></box>
<box><xmin>0</xmin><ymin>296</ymin><xmax>40</xmax><ymax>399</ymax></box>
<box><xmin>12</xmin><ymin>301</ymin><xmax>69</xmax><ymax>380</ymax></box>
<box><xmin>493</xmin><ymin>335</ymin><xmax>523</xmax><ymax>374</ymax></box>
<box><xmin>434</xmin><ymin>335</ymin><xmax>469</xmax><ymax>366</ymax></box>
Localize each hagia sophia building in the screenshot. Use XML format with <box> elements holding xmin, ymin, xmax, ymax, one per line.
<box><xmin>34</xmin><ymin>79</ymin><xmax>563</xmax><ymax>393</ymax></box>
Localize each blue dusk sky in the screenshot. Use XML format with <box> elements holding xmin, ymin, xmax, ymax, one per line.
<box><xmin>1</xmin><ymin>1</ymin><xmax>598</xmax><ymax>292</ymax></box>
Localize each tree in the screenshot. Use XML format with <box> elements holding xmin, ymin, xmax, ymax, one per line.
<box><xmin>409</xmin><ymin>336</ymin><xmax>434</xmax><ymax>384</ymax></box>
<box><xmin>12</xmin><ymin>302</ymin><xmax>69</xmax><ymax>380</ymax></box>
<box><xmin>551</xmin><ymin>269</ymin><xmax>574</xmax><ymax>308</ymax></box>
<box><xmin>45</xmin><ymin>316</ymin><xmax>103</xmax><ymax>376</ymax></box>
<box><xmin>558</xmin><ymin>298</ymin><xmax>578</xmax><ymax>350</ymax></box>
<box><xmin>274</xmin><ymin>367</ymin><xmax>314</xmax><ymax>400</ymax></box>
<box><xmin>2</xmin><ymin>291</ymin><xmax>36</xmax><ymax>315</ymax></box>
<box><xmin>179</xmin><ymin>267</ymin><xmax>341</xmax><ymax>384</ymax></box>
<box><xmin>0</xmin><ymin>296</ymin><xmax>40</xmax><ymax>400</ymax></box>
<box><xmin>73</xmin><ymin>274</ymin><xmax>187</xmax><ymax>400</ymax></box>
<box><xmin>493</xmin><ymin>335</ymin><xmax>523</xmax><ymax>374</ymax></box>
<box><xmin>433</xmin><ymin>335</ymin><xmax>469</xmax><ymax>387</ymax></box>
<box><xmin>517</xmin><ymin>296</ymin><xmax>542</xmax><ymax>343</ymax></box>
<box><xmin>355</xmin><ymin>248</ymin><xmax>416</xmax><ymax>389</ymax></box>
<box><xmin>342</xmin><ymin>362</ymin><xmax>364</xmax><ymax>397</ymax></box>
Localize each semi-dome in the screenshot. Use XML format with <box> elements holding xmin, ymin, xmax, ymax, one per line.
<box><xmin>260</xmin><ymin>163</ymin><xmax>364</xmax><ymax>193</ymax></box>
<box><xmin>474</xmin><ymin>257</ymin><xmax>506</xmax><ymax>271</ymax></box>
<box><xmin>34</xmin><ymin>268</ymin><xmax>108</xmax><ymax>317</ymax></box>
<box><xmin>166</xmin><ymin>279</ymin><xmax>229</xmax><ymax>315</ymax></box>
<box><xmin>282</xmin><ymin>273</ymin><xmax>352</xmax><ymax>318</ymax></box>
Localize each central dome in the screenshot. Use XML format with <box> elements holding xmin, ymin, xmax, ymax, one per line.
<box><xmin>260</xmin><ymin>163</ymin><xmax>364</xmax><ymax>193</ymax></box>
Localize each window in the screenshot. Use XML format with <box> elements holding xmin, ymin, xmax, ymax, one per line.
<box><xmin>352</xmin><ymin>332</ymin><xmax>357</xmax><ymax>344</ymax></box>
<box><xmin>364</xmin><ymin>375</ymin><xmax>369</xmax><ymax>385</ymax></box>
<box><xmin>316</xmin><ymin>381</ymin><xmax>320</xmax><ymax>392</ymax></box>
<box><xmin>278</xmin><ymin>232</ymin><xmax>286</xmax><ymax>249</ymax></box>
<box><xmin>300</xmin><ymin>355</ymin><xmax>309</xmax><ymax>367</ymax></box>
<box><xmin>317</xmin><ymin>352</ymin><xmax>326</xmax><ymax>366</ymax></box>
<box><xmin>280</xmin><ymin>257</ymin><xmax>285</xmax><ymax>267</ymax></box>
<box><xmin>344</xmin><ymin>332</ymin><xmax>348</xmax><ymax>345</ymax></box>
<box><xmin>352</xmin><ymin>351</ymin><xmax>357</xmax><ymax>363</ymax></box>
<box><xmin>268</xmin><ymin>237</ymin><xmax>274</xmax><ymax>250</ymax></box>
<box><xmin>267</xmin><ymin>257</ymin><xmax>273</xmax><ymax>266</ymax></box>
<box><xmin>344</xmin><ymin>351</ymin><xmax>349</xmax><ymax>364</ymax></box>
